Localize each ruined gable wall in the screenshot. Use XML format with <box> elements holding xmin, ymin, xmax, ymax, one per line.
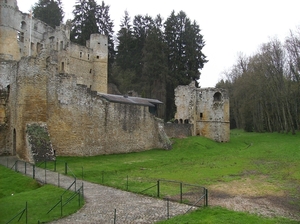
<box><xmin>196</xmin><ymin>88</ymin><xmax>230</xmax><ymax>142</ymax></box>
<box><xmin>174</xmin><ymin>83</ymin><xmax>196</xmax><ymax>124</ymax></box>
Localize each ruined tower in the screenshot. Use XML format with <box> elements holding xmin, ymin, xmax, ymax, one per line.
<box><xmin>174</xmin><ymin>81</ymin><xmax>230</xmax><ymax>142</ymax></box>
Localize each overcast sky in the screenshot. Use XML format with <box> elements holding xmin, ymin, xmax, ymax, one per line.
<box><xmin>18</xmin><ymin>0</ymin><xmax>300</xmax><ymax>87</ymax></box>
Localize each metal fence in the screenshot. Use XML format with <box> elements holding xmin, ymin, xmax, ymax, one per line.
<box><xmin>4</xmin><ymin>159</ymin><xmax>83</xmax><ymax>224</ymax></box>
<box><xmin>2</xmin><ymin>158</ymin><xmax>208</xmax><ymax>223</ymax></box>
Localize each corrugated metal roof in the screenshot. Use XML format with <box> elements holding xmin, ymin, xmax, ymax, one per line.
<box><xmin>100</xmin><ymin>94</ymin><xmax>163</xmax><ymax>107</ymax></box>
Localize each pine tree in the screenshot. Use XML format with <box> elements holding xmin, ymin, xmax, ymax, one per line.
<box><xmin>164</xmin><ymin>10</ymin><xmax>207</xmax><ymax>120</ymax></box>
<box><xmin>115</xmin><ymin>11</ymin><xmax>135</xmax><ymax>71</ymax></box>
<box><xmin>32</xmin><ymin>0</ymin><xmax>64</xmax><ymax>28</ymax></box>
<box><xmin>142</xmin><ymin>15</ymin><xmax>168</xmax><ymax>117</ymax></box>
<box><xmin>71</xmin><ymin>0</ymin><xmax>98</xmax><ymax>45</ymax></box>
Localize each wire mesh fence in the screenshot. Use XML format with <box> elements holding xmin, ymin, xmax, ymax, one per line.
<box><xmin>1</xmin><ymin>157</ymin><xmax>208</xmax><ymax>223</ymax></box>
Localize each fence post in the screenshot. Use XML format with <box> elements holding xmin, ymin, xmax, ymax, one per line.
<box><xmin>25</xmin><ymin>162</ymin><xmax>27</xmax><ymax>174</ymax></box>
<box><xmin>180</xmin><ymin>182</ymin><xmax>183</xmax><ymax>203</ymax></box>
<box><xmin>45</xmin><ymin>167</ymin><xmax>47</xmax><ymax>184</ymax></box>
<box><xmin>60</xmin><ymin>195</ymin><xmax>63</xmax><ymax>217</ymax></box>
<box><xmin>33</xmin><ymin>165</ymin><xmax>35</xmax><ymax>179</ymax></box>
<box><xmin>65</xmin><ymin>162</ymin><xmax>67</xmax><ymax>175</ymax></box>
<box><xmin>167</xmin><ymin>198</ymin><xmax>170</xmax><ymax>219</ymax></box>
<box><xmin>205</xmin><ymin>188</ymin><xmax>208</xmax><ymax>207</ymax></box>
<box><xmin>78</xmin><ymin>188</ymin><xmax>81</xmax><ymax>206</ymax></box>
<box><xmin>54</xmin><ymin>160</ymin><xmax>56</xmax><ymax>172</ymax></box>
<box><xmin>82</xmin><ymin>182</ymin><xmax>84</xmax><ymax>199</ymax></box>
<box><xmin>82</xmin><ymin>166</ymin><xmax>84</xmax><ymax>180</ymax></box>
<box><xmin>114</xmin><ymin>209</ymin><xmax>117</xmax><ymax>224</ymax></box>
<box><xmin>157</xmin><ymin>180</ymin><xmax>160</xmax><ymax>198</ymax></box>
<box><xmin>58</xmin><ymin>172</ymin><xmax>60</xmax><ymax>187</ymax></box>
<box><xmin>25</xmin><ymin>201</ymin><xmax>28</xmax><ymax>224</ymax></box>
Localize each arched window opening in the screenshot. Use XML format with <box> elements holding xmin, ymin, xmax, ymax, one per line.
<box><xmin>213</xmin><ymin>92</ymin><xmax>222</xmax><ymax>102</ymax></box>
<box><xmin>20</xmin><ymin>21</ymin><xmax>26</xmax><ymax>29</ymax></box>
<box><xmin>184</xmin><ymin>119</ymin><xmax>189</xmax><ymax>124</ymax></box>
<box><xmin>179</xmin><ymin>119</ymin><xmax>183</xmax><ymax>124</ymax></box>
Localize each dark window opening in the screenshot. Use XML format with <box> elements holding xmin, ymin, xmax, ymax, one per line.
<box><xmin>60</xmin><ymin>41</ymin><xmax>63</xmax><ymax>50</ymax></box>
<box><xmin>80</xmin><ymin>52</ymin><xmax>82</xmax><ymax>58</ymax></box>
<box><xmin>179</xmin><ymin>119</ymin><xmax>183</xmax><ymax>124</ymax></box>
<box><xmin>96</xmin><ymin>55</ymin><xmax>99</xmax><ymax>59</ymax></box>
<box><xmin>200</xmin><ymin>113</ymin><xmax>203</xmax><ymax>119</ymax></box>
<box><xmin>37</xmin><ymin>42</ymin><xmax>42</xmax><ymax>53</ymax></box>
<box><xmin>89</xmin><ymin>69</ymin><xmax>92</xmax><ymax>73</ymax></box>
<box><xmin>17</xmin><ymin>32</ymin><xmax>24</xmax><ymax>42</ymax></box>
<box><xmin>61</xmin><ymin>62</ymin><xmax>64</xmax><ymax>71</ymax></box>
<box><xmin>213</xmin><ymin>92</ymin><xmax>222</xmax><ymax>102</ymax></box>
<box><xmin>20</xmin><ymin>21</ymin><xmax>26</xmax><ymax>29</ymax></box>
<box><xmin>88</xmin><ymin>54</ymin><xmax>90</xmax><ymax>60</ymax></box>
<box><xmin>184</xmin><ymin>119</ymin><xmax>189</xmax><ymax>124</ymax></box>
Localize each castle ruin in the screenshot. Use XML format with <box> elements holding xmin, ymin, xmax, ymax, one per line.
<box><xmin>0</xmin><ymin>0</ymin><xmax>229</xmax><ymax>163</ymax></box>
<box><xmin>0</xmin><ymin>0</ymin><xmax>170</xmax><ymax>162</ymax></box>
<box><xmin>172</xmin><ymin>81</ymin><xmax>230</xmax><ymax>142</ymax></box>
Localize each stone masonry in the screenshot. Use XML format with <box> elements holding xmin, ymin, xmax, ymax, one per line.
<box><xmin>174</xmin><ymin>81</ymin><xmax>230</xmax><ymax>142</ymax></box>
<box><xmin>0</xmin><ymin>0</ymin><xmax>170</xmax><ymax>161</ymax></box>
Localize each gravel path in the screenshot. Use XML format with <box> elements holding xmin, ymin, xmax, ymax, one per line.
<box><xmin>0</xmin><ymin>156</ymin><xmax>196</xmax><ymax>224</ymax></box>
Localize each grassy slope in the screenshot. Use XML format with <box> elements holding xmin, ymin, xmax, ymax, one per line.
<box><xmin>47</xmin><ymin>130</ymin><xmax>300</xmax><ymax>223</ymax></box>
<box><xmin>0</xmin><ymin>166</ymin><xmax>83</xmax><ymax>224</ymax></box>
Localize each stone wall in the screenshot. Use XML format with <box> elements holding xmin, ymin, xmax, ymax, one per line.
<box><xmin>1</xmin><ymin>52</ymin><xmax>168</xmax><ymax>159</ymax></box>
<box><xmin>164</xmin><ymin>123</ymin><xmax>192</xmax><ymax>138</ymax></box>
<box><xmin>174</xmin><ymin>82</ymin><xmax>230</xmax><ymax>142</ymax></box>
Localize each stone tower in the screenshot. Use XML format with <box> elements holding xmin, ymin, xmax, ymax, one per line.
<box><xmin>174</xmin><ymin>81</ymin><xmax>230</xmax><ymax>142</ymax></box>
<box><xmin>89</xmin><ymin>34</ymin><xmax>108</xmax><ymax>93</ymax></box>
<box><xmin>0</xmin><ymin>0</ymin><xmax>21</xmax><ymax>60</ymax></box>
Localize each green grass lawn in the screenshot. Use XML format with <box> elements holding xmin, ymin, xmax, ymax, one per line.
<box><xmin>157</xmin><ymin>206</ymin><xmax>299</xmax><ymax>224</ymax></box>
<box><xmin>0</xmin><ymin>166</ymin><xmax>84</xmax><ymax>224</ymax></box>
<box><xmin>40</xmin><ymin>129</ymin><xmax>300</xmax><ymax>223</ymax></box>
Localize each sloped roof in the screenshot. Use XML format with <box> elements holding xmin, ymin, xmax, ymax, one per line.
<box><xmin>100</xmin><ymin>93</ymin><xmax>163</xmax><ymax>107</ymax></box>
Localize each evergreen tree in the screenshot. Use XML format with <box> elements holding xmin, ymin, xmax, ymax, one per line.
<box><xmin>164</xmin><ymin>10</ymin><xmax>207</xmax><ymax>120</ymax></box>
<box><xmin>96</xmin><ymin>1</ymin><xmax>115</xmax><ymax>79</ymax></box>
<box><xmin>132</xmin><ymin>15</ymin><xmax>155</xmax><ymax>80</ymax></box>
<box><xmin>113</xmin><ymin>11</ymin><xmax>136</xmax><ymax>91</ymax></box>
<box><xmin>142</xmin><ymin>15</ymin><xmax>168</xmax><ymax>118</ymax></box>
<box><xmin>32</xmin><ymin>0</ymin><xmax>64</xmax><ymax>28</ymax></box>
<box><xmin>71</xmin><ymin>0</ymin><xmax>98</xmax><ymax>45</ymax></box>
<box><xmin>115</xmin><ymin>11</ymin><xmax>135</xmax><ymax>71</ymax></box>
<box><xmin>71</xmin><ymin>0</ymin><xmax>114</xmax><ymax>77</ymax></box>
